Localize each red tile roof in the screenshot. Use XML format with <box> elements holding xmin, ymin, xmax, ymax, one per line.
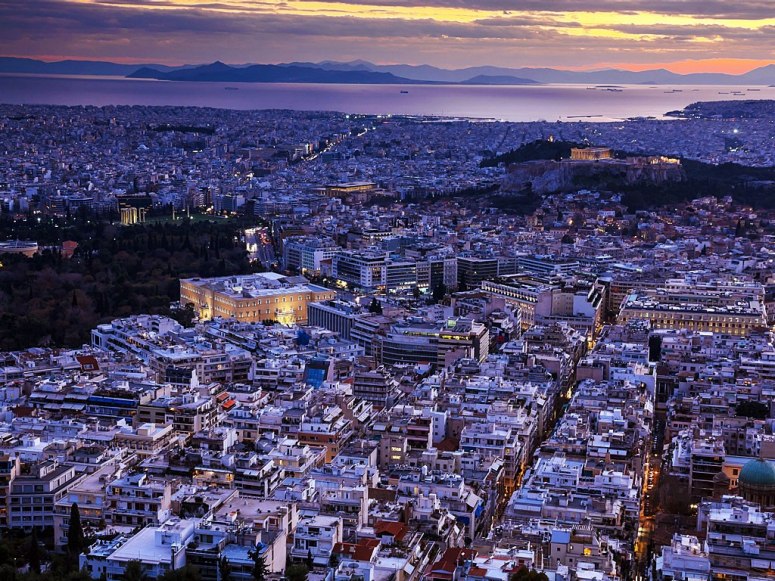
<box><xmin>374</xmin><ymin>520</ymin><xmax>409</xmax><ymax>542</ymax></box>
<box><xmin>369</xmin><ymin>487</ymin><xmax>397</xmax><ymax>502</ymax></box>
<box><xmin>435</xmin><ymin>437</ymin><xmax>459</xmax><ymax>452</ymax></box>
<box><xmin>333</xmin><ymin>538</ymin><xmax>381</xmax><ymax>562</ymax></box>
<box><xmin>426</xmin><ymin>547</ymin><xmax>478</xmax><ymax>578</ymax></box>
<box><xmin>76</xmin><ymin>355</ymin><xmax>100</xmax><ymax>372</ymax></box>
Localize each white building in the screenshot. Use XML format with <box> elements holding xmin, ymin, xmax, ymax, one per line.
<box><xmin>283</xmin><ymin>237</ymin><xmax>341</xmax><ymax>274</ymax></box>
<box><xmin>654</xmin><ymin>534</ymin><xmax>710</xmax><ymax>581</ymax></box>
<box><xmin>290</xmin><ymin>514</ymin><xmax>343</xmax><ymax>566</ymax></box>
<box><xmin>81</xmin><ymin>518</ymin><xmax>195</xmax><ymax>580</ymax></box>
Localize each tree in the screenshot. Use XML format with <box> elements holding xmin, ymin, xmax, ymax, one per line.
<box><xmin>509</xmin><ymin>567</ymin><xmax>549</xmax><ymax>581</ymax></box>
<box><xmin>0</xmin><ymin>564</ymin><xmax>15</xmax><ymax>581</ymax></box>
<box><xmin>368</xmin><ymin>298</ymin><xmax>383</xmax><ymax>314</ymax></box>
<box><xmin>412</xmin><ymin>286</ymin><xmax>421</xmax><ymax>300</ymax></box>
<box><xmin>306</xmin><ymin>549</ymin><xmax>315</xmax><ymax>571</ymax></box>
<box><xmin>171</xmin><ymin>303</ymin><xmax>197</xmax><ymax>328</ymax></box>
<box><xmin>219</xmin><ymin>557</ymin><xmax>232</xmax><ymax>581</ymax></box>
<box><xmin>28</xmin><ymin>527</ymin><xmax>41</xmax><ymax>575</ymax></box>
<box><xmin>66</xmin><ymin>570</ymin><xmax>95</xmax><ymax>581</ymax></box>
<box><xmin>251</xmin><ymin>551</ymin><xmax>269</xmax><ymax>581</ymax></box>
<box><xmin>285</xmin><ymin>563</ymin><xmax>309</xmax><ymax>581</ymax></box>
<box><xmin>0</xmin><ymin>218</ymin><xmax>257</xmax><ymax>350</ymax></box>
<box><xmin>68</xmin><ymin>502</ymin><xmax>86</xmax><ymax>567</ymax></box>
<box><xmin>122</xmin><ymin>560</ymin><xmax>148</xmax><ymax>581</ymax></box>
<box><xmin>159</xmin><ymin>565</ymin><xmax>202</xmax><ymax>581</ymax></box>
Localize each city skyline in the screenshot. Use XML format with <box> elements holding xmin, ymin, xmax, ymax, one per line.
<box><xmin>1</xmin><ymin>0</ymin><xmax>774</xmax><ymax>73</ymax></box>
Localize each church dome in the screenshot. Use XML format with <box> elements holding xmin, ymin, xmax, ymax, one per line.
<box><xmin>739</xmin><ymin>458</ymin><xmax>775</xmax><ymax>488</ymax></box>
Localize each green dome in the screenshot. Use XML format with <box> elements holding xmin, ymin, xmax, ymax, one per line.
<box><xmin>739</xmin><ymin>458</ymin><xmax>775</xmax><ymax>488</ymax></box>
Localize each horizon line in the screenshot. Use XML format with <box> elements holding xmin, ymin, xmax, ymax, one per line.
<box><xmin>2</xmin><ymin>55</ymin><xmax>773</xmax><ymax>77</ymax></box>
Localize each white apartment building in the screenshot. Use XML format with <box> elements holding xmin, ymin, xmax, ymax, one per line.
<box><xmin>290</xmin><ymin>514</ymin><xmax>343</xmax><ymax>566</ymax></box>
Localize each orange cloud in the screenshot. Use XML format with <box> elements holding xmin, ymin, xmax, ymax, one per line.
<box><xmin>577</xmin><ymin>58</ymin><xmax>774</xmax><ymax>74</ymax></box>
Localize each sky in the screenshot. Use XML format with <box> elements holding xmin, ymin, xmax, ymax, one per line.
<box><xmin>1</xmin><ymin>0</ymin><xmax>774</xmax><ymax>73</ymax></box>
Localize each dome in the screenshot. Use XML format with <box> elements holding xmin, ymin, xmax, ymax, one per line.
<box><xmin>738</xmin><ymin>458</ymin><xmax>775</xmax><ymax>488</ymax></box>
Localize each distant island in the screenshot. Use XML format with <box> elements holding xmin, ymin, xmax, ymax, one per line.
<box><xmin>127</xmin><ymin>61</ymin><xmax>434</xmax><ymax>85</ymax></box>
<box><xmin>1</xmin><ymin>56</ymin><xmax>775</xmax><ymax>86</ymax></box>
<box><xmin>665</xmin><ymin>99</ymin><xmax>775</xmax><ymax>119</ymax></box>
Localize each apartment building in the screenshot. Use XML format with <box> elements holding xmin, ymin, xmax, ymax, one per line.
<box><xmin>106</xmin><ymin>472</ymin><xmax>172</xmax><ymax>527</ymax></box>
<box><xmin>0</xmin><ymin>453</ymin><xmax>20</xmax><ymax>527</ymax></box>
<box><xmin>460</xmin><ymin>423</ymin><xmax>522</xmax><ymax>487</ymax></box>
<box><xmin>283</xmin><ymin>236</ymin><xmax>341</xmax><ymax>274</ymax></box>
<box><xmin>654</xmin><ymin>534</ymin><xmax>710</xmax><ymax>581</ymax></box>
<box><xmin>136</xmin><ymin>394</ymin><xmax>218</xmax><ymax>434</ymax></box>
<box><xmin>53</xmin><ymin>461</ymin><xmax>119</xmax><ymax>547</ymax></box>
<box><xmin>80</xmin><ymin>518</ymin><xmax>193</xmax><ymax>580</ymax></box>
<box><xmin>290</xmin><ymin>514</ymin><xmax>343</xmax><ymax>566</ymax></box>
<box><xmin>333</xmin><ymin>251</ymin><xmax>390</xmax><ymax>290</ymax></box>
<box><xmin>457</xmin><ymin>256</ymin><xmax>499</xmax><ymax>288</ymax></box>
<box><xmin>114</xmin><ymin>423</ymin><xmax>175</xmax><ymax>458</ymax></box>
<box><xmin>375</xmin><ymin>319</ymin><xmax>489</xmax><ymax>368</ymax></box>
<box><xmin>8</xmin><ymin>460</ymin><xmax>85</xmax><ymax>530</ymax></box>
<box><xmin>353</xmin><ymin>367</ymin><xmax>400</xmax><ymax>409</ymax></box>
<box><xmin>296</xmin><ymin>405</ymin><xmax>354</xmax><ymax>462</ymax></box>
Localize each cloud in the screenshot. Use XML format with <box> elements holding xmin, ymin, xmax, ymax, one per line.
<box><xmin>289</xmin><ymin>0</ymin><xmax>775</xmax><ymax>20</ymax></box>
<box><xmin>0</xmin><ymin>0</ymin><xmax>772</xmax><ymax>69</ymax></box>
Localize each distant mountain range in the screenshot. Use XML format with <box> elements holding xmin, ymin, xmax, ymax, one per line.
<box><xmin>292</xmin><ymin>59</ymin><xmax>775</xmax><ymax>85</ymax></box>
<box><xmin>1</xmin><ymin>56</ymin><xmax>774</xmax><ymax>86</ymax></box>
<box><xmin>126</xmin><ymin>61</ymin><xmax>442</xmax><ymax>85</ymax></box>
<box><xmin>0</xmin><ymin>56</ymin><xmax>190</xmax><ymax>76</ymax></box>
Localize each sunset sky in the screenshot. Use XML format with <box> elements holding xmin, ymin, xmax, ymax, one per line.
<box><xmin>1</xmin><ymin>0</ymin><xmax>774</xmax><ymax>73</ymax></box>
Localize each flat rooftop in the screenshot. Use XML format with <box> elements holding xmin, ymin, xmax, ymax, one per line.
<box><xmin>182</xmin><ymin>273</ymin><xmax>329</xmax><ymax>299</ymax></box>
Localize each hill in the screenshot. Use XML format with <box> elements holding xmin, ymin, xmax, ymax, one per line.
<box><xmin>484</xmin><ymin>139</ymin><xmax>775</xmax><ymax>211</ymax></box>
<box><xmin>0</xmin><ymin>56</ymin><xmax>186</xmax><ymax>76</ymax></box>
<box><xmin>480</xmin><ymin>140</ymin><xmax>582</xmax><ymax>167</ymax></box>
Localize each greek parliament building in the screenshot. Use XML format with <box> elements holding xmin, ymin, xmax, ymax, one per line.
<box><xmin>180</xmin><ymin>273</ymin><xmax>334</xmax><ymax>326</ymax></box>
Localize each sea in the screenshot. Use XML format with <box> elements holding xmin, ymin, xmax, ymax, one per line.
<box><xmin>0</xmin><ymin>74</ymin><xmax>773</xmax><ymax>122</ymax></box>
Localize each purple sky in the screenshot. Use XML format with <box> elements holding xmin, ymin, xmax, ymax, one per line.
<box><xmin>1</xmin><ymin>0</ymin><xmax>774</xmax><ymax>72</ymax></box>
